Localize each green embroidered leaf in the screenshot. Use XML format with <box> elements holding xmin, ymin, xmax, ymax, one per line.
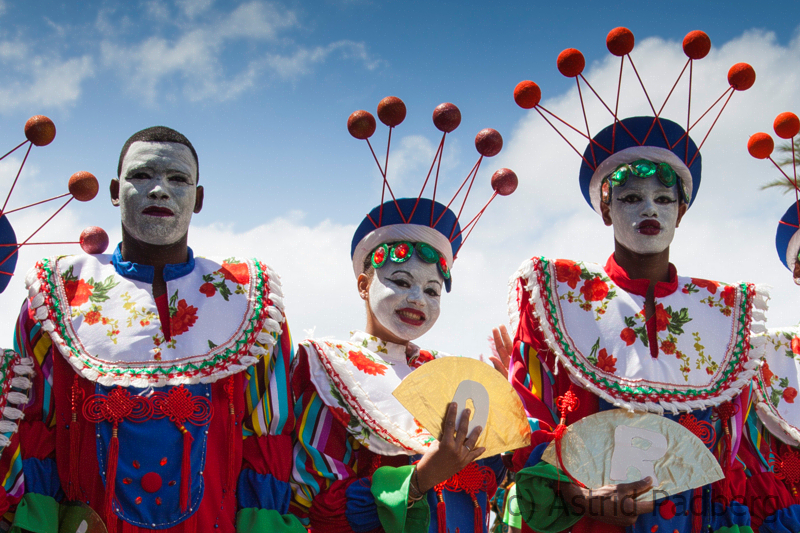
<box><xmin>169</xmin><ymin>290</ymin><xmax>179</xmax><ymax>309</ymax></box>
<box><xmin>636</xmin><ymin>326</ymin><xmax>649</xmax><ymax>347</ymax></box>
<box><xmin>202</xmin><ymin>273</ymin><xmax>214</xmax><ymax>283</ymax></box>
<box><xmin>208</xmin><ymin>340</ymin><xmax>217</xmax><ymax>349</ymax></box>
<box><xmin>589</xmin><ymin>338</ymin><xmax>600</xmax><ymax>359</ymax></box>
<box><xmin>606</xmin><ymin>290</ymin><xmax>617</xmax><ymax>299</ymax></box>
<box><xmin>624</xmin><ymin>316</ymin><xmax>636</xmax><ymax>328</ymax></box>
<box><xmin>89</xmin><ymin>275</ymin><xmax>120</xmax><ymax>303</ymax></box>
<box><xmin>215</xmin><ymin>281</ymin><xmax>232</xmax><ymax>302</ymax></box>
<box><xmin>772</xmin><ymin>389</ymin><xmax>781</xmax><ymax>407</ymax></box>
<box><xmin>780</xmin><ymin>377</ymin><xmax>790</xmax><ymax>388</ymax></box>
<box><xmin>62</xmin><ymin>265</ymin><xmax>78</xmax><ymax>282</ymax></box>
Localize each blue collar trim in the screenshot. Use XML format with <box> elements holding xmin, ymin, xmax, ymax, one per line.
<box><xmin>111</xmin><ymin>244</ymin><xmax>195</xmax><ymax>283</ymax></box>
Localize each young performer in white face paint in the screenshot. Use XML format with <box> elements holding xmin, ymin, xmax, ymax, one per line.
<box><xmin>737</xmin><ymin>112</ymin><xmax>800</xmax><ymax>531</ymax></box>
<box><xmin>500</xmin><ymin>28</ymin><xmax>767</xmax><ymax>533</ymax></box>
<box><xmin>291</xmin><ymin>97</ymin><xmax>517</xmax><ymax>533</ymax></box>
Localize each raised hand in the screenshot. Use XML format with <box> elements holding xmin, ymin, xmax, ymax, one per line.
<box><xmin>414</xmin><ymin>402</ymin><xmax>486</xmax><ymax>493</ymax></box>
<box><xmin>490</xmin><ymin>324</ymin><xmax>513</xmax><ymax>379</ymax></box>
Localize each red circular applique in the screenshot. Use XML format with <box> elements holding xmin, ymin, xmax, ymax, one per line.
<box><xmin>141</xmin><ymin>472</ymin><xmax>163</xmax><ymax>493</ymax></box>
<box><xmin>659</xmin><ymin>499</ymin><xmax>676</xmax><ymax>520</ymax></box>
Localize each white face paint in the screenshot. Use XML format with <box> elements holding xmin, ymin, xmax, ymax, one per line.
<box><xmin>609</xmin><ymin>175</ymin><xmax>681</xmax><ymax>254</ymax></box>
<box><xmin>368</xmin><ymin>253</ymin><xmax>443</xmax><ymax>342</ymax></box>
<box><xmin>117</xmin><ymin>142</ymin><xmax>198</xmax><ymax>246</ymax></box>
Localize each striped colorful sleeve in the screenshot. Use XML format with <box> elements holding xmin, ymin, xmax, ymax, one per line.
<box><xmin>0</xmin><ymin>299</ymin><xmax>57</xmax><ymax>524</ymax></box>
<box><xmin>237</xmin><ymin>316</ymin><xmax>306</xmax><ymax>531</ymax></box>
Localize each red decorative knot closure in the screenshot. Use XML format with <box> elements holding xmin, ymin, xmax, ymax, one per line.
<box><xmin>555</xmin><ymin>390</ymin><xmax>580</xmax><ymax>423</ymax></box>
<box><xmin>712</xmin><ymin>402</ymin><xmax>740</xmax><ymax>437</ymax></box>
<box><xmin>151</xmin><ymin>385</ymin><xmax>213</xmax><ymax>427</ymax></box>
<box><xmin>83</xmin><ymin>387</ymin><xmax>154</xmax><ymax>425</ymax></box>
<box><xmin>770</xmin><ymin>448</ymin><xmax>800</xmax><ymax>496</ymax></box>
<box><xmin>678</xmin><ymin>413</ymin><xmax>715</xmax><ymax>446</ymax></box>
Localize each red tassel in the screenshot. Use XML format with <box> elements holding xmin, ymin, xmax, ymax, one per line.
<box><xmin>473</xmin><ymin>496</ymin><xmax>482</xmax><ymax>532</ymax></box>
<box><xmin>104</xmin><ymin>425</ymin><xmax>120</xmax><ymax>533</ymax></box>
<box><xmin>225</xmin><ymin>376</ymin><xmax>236</xmax><ymax>492</ymax></box>
<box><xmin>68</xmin><ymin>374</ymin><xmax>84</xmax><ymax>501</ymax></box>
<box><xmin>436</xmin><ymin>491</ymin><xmax>447</xmax><ymax>533</ymax></box>
<box><xmin>180</xmin><ymin>425</ymin><xmax>193</xmax><ymax>513</ymax></box>
<box><xmin>552</xmin><ymin>389</ymin><xmax>585</xmax><ymax>490</ymax></box>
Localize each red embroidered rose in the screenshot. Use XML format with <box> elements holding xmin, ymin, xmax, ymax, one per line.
<box><xmin>219</xmin><ymin>261</ymin><xmax>249</xmax><ymax>285</ymax></box>
<box><xmin>555</xmin><ymin>260</ymin><xmax>582</xmax><ymax>290</ymax></box>
<box><xmin>620</xmin><ymin>328</ymin><xmax>636</xmax><ymax>346</ymax></box>
<box><xmin>348</xmin><ymin>350</ymin><xmax>387</xmax><ymax>376</ymax></box>
<box><xmin>784</xmin><ymin>387</ymin><xmax>797</xmax><ymax>404</ymax></box>
<box><xmin>84</xmin><ymin>310</ymin><xmax>101</xmax><ymax>325</ymax></box>
<box><xmin>660</xmin><ymin>340</ymin><xmax>676</xmax><ymax>355</ymax></box>
<box><xmin>199</xmin><ymin>282</ymin><xmax>216</xmax><ymax>297</ymax></box>
<box><xmin>170</xmin><ymin>299</ymin><xmax>198</xmax><ymax>336</ymax></box>
<box><xmin>791</xmin><ymin>337</ymin><xmax>800</xmax><ymax>355</ymax></box>
<box><xmin>721</xmin><ymin>286</ymin><xmax>736</xmax><ymax>308</ymax></box>
<box><xmin>691</xmin><ymin>278</ymin><xmax>719</xmax><ymax>295</ymax></box>
<box><xmin>596</xmin><ymin>349</ymin><xmax>617</xmax><ymax>373</ymax></box>
<box><xmin>762</xmin><ymin>362</ymin><xmax>775</xmax><ymax>385</ymax></box>
<box><xmin>580</xmin><ymin>278</ymin><xmax>609</xmax><ymax>302</ymax></box>
<box><xmin>706</xmin><ymin>367</ymin><xmax>714</xmax><ymax>375</ymax></box>
<box><xmin>654</xmin><ymin>304</ymin><xmax>671</xmax><ymax>332</ymax></box>
<box><xmin>413</xmin><ymin>350</ymin><xmax>435</xmax><ymax>367</ymax></box>
<box><xmin>65</xmin><ymin>279</ymin><xmax>94</xmax><ymax>307</ymax></box>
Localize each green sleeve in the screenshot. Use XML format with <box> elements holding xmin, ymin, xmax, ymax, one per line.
<box><xmin>235</xmin><ymin>508</ymin><xmax>308</xmax><ymax>532</ymax></box>
<box><xmin>371</xmin><ymin>465</ymin><xmax>430</xmax><ymax>533</ymax></box>
<box><xmin>10</xmin><ymin>493</ymin><xmax>59</xmax><ymax>533</ymax></box>
<box><xmin>503</xmin><ymin>483</ymin><xmax>522</xmax><ymax>528</ymax></box>
<box><xmin>712</xmin><ymin>527</ymin><xmax>754</xmax><ymax>533</ymax></box>
<box><xmin>516</xmin><ymin>462</ymin><xmax>582</xmax><ymax>533</ymax></box>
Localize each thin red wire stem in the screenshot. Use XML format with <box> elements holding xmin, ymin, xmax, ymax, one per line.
<box><xmin>779</xmin><ymin>220</ymin><xmax>800</xmax><ymax>228</ymax></box>
<box><xmin>0</xmin><ymin>271</ymin><xmax>12</xmax><ymax>276</ymax></box>
<box><xmin>576</xmin><ymin>77</ymin><xmax>596</xmax><ymax>167</ymax></box>
<box><xmin>430</xmin><ymin>132</ymin><xmax>447</xmax><ymax>226</ymax></box>
<box><xmin>0</xmin><ymin>140</ymin><xmax>29</xmax><ymax>162</ymax></box>
<box><xmin>576</xmin><ymin>75</ymin><xmax>638</xmax><ymax>153</ymax></box>
<box><xmin>450</xmin><ymin>191</ymin><xmax>497</xmax><ymax>244</ymax></box>
<box><xmin>627</xmin><ymin>56</ymin><xmax>669</xmax><ymax>146</ymax></box>
<box><xmin>656</xmin><ymin>59</ymin><xmax>690</xmax><ymax>116</ymax></box>
<box><xmin>688</xmin><ymin>91</ymin><xmax>734</xmax><ymax>167</ymax></box>
<box><xmin>768</xmin><ymin>156</ymin><xmax>798</xmax><ymax>188</ymax></box>
<box><xmin>409</xmin><ymin>133</ymin><xmax>445</xmax><ymax>222</ymax></box>
<box><xmin>612</xmin><ymin>57</ymin><xmax>624</xmax><ymax>152</ymax></box>
<box><xmin>451</xmin><ymin>158</ymin><xmax>483</xmax><ymax>239</ymax></box>
<box><xmin>2</xmin><ymin>143</ymin><xmax>32</xmax><ymax>214</ymax></box>
<box><xmin>535</xmin><ymin>108</ymin><xmax>597</xmax><ymax>170</ymax></box>
<box><xmin>434</xmin><ymin>157</ymin><xmax>482</xmax><ymax>228</ymax></box>
<box><xmin>366</xmin><ymin>137</ymin><xmax>405</xmax><ymax>224</ymax></box>
<box><xmin>670</xmin><ymin>88</ymin><xmax>733</xmax><ymax>148</ymax></box>
<box><xmin>0</xmin><ymin>196</ymin><xmax>74</xmax><ymax>269</ymax></box>
<box><xmin>686</xmin><ymin>60</ymin><xmax>693</xmax><ymax>163</ymax></box>
<box><xmin>2</xmin><ymin>192</ymin><xmax>72</xmax><ymax>216</ymax></box>
<box><xmin>0</xmin><ymin>241</ymin><xmax>80</xmax><ymax>246</ymax></box>
<box><xmin>537</xmin><ymin>106</ymin><xmax>591</xmax><ymax>140</ymax></box>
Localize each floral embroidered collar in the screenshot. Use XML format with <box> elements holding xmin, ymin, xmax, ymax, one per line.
<box><xmin>509</xmin><ymin>256</ymin><xmax>768</xmax><ymax>413</ymax></box>
<box><xmin>349</xmin><ymin>330</ymin><xmax>410</xmax><ymax>364</ymax></box>
<box><xmin>300</xmin><ymin>330</ymin><xmax>440</xmax><ymax>456</ymax></box>
<box><xmin>26</xmin><ymin>253</ymin><xmax>285</xmax><ymax>387</ymax></box>
<box><xmin>604</xmin><ymin>254</ymin><xmax>678</xmax><ymax>297</ymax></box>
<box><xmin>111</xmin><ymin>243</ymin><xmax>195</xmax><ymax>283</ymax></box>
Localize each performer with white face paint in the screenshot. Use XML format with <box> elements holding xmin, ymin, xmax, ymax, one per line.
<box><xmin>12</xmin><ymin>126</ymin><xmax>305</xmax><ymax>532</ymax></box>
<box><xmin>292</xmin><ymin>96</ymin><xmax>517</xmax><ymax>533</ymax></box>
<box><xmin>502</xmin><ymin>28</ymin><xmax>767</xmax><ymax>533</ymax></box>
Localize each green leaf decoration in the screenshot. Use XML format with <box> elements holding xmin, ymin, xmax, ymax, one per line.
<box><xmin>208</xmin><ymin>340</ymin><xmax>217</xmax><ymax>349</ymax></box>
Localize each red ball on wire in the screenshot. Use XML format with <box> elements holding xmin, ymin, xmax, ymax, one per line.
<box><xmin>728</xmin><ymin>63</ymin><xmax>756</xmax><ymax>91</ymax></box>
<box><xmin>475</xmin><ymin>129</ymin><xmax>503</xmax><ymax>157</ymax></box>
<box><xmin>606</xmin><ymin>27</ymin><xmax>634</xmax><ymax>56</ymax></box>
<box><xmin>747</xmin><ymin>132</ymin><xmax>774</xmax><ymax>159</ymax></box>
<box><xmin>557</xmin><ymin>48</ymin><xmax>585</xmax><ymax>78</ymax></box>
<box><xmin>491</xmin><ymin>168</ymin><xmax>518</xmax><ymax>196</ymax></box>
<box><xmin>69</xmin><ymin>171</ymin><xmax>99</xmax><ymax>202</ymax></box>
<box><xmin>683</xmin><ymin>31</ymin><xmax>711</xmax><ymax>60</ymax></box>
<box><xmin>514</xmin><ymin>81</ymin><xmax>541</xmax><ymax>109</ymax></box>
<box><xmin>80</xmin><ymin>226</ymin><xmax>109</xmax><ymax>255</ymax></box>
<box><xmin>377</xmin><ymin>96</ymin><xmax>407</xmax><ymax>127</ymax></box>
<box><xmin>347</xmin><ymin>110</ymin><xmax>376</xmax><ymax>140</ymax></box>
<box><xmin>25</xmin><ymin>115</ymin><xmax>56</xmax><ymax>147</ymax></box>
<box><xmin>774</xmin><ymin>112</ymin><xmax>800</xmax><ymax>139</ymax></box>
<box><xmin>432</xmin><ymin>103</ymin><xmax>461</xmax><ymax>133</ymax></box>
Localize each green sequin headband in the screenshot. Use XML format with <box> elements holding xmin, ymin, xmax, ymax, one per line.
<box><xmin>370</xmin><ymin>241</ymin><xmax>450</xmax><ymax>280</ymax></box>
<box><xmin>600</xmin><ymin>159</ymin><xmax>689</xmax><ymax>204</ymax></box>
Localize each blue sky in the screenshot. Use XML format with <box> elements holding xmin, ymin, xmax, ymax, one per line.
<box><xmin>0</xmin><ymin>0</ymin><xmax>798</xmax><ymax>356</ymax></box>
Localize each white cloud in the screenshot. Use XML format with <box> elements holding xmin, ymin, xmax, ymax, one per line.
<box><xmin>100</xmin><ymin>1</ymin><xmax>378</xmax><ymax>103</ymax></box>
<box><xmin>0</xmin><ymin>40</ymin><xmax>94</xmax><ymax>112</ymax></box>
